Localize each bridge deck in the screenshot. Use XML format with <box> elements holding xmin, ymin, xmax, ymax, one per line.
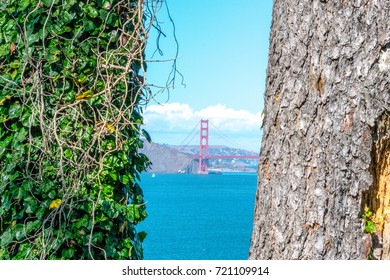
<box><xmin>193</xmin><ymin>155</ymin><xmax>258</xmax><ymax>159</ymax></box>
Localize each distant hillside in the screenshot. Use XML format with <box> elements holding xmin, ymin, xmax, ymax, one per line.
<box><xmin>139</xmin><ymin>141</ymin><xmax>198</xmax><ymax>173</ymax></box>
<box><xmin>170</xmin><ymin>144</ymin><xmax>259</xmax><ymax>173</ymax></box>
<box><xmin>139</xmin><ymin>141</ymin><xmax>258</xmax><ymax>174</ymax></box>
<box><xmin>170</xmin><ymin>144</ymin><xmax>259</xmax><ymax>158</ymax></box>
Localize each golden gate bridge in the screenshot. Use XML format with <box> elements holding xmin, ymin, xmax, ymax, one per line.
<box><xmin>182</xmin><ymin>119</ymin><xmax>258</xmax><ymax>174</ymax></box>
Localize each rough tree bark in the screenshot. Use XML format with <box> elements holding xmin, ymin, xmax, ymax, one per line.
<box><xmin>249</xmin><ymin>0</ymin><xmax>389</xmax><ymax>259</ymax></box>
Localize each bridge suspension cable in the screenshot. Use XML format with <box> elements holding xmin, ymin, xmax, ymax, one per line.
<box><xmin>208</xmin><ymin>120</ymin><xmax>254</xmax><ymax>152</ymax></box>
<box><xmin>177</xmin><ymin>120</ymin><xmax>199</xmax><ymax>148</ymax></box>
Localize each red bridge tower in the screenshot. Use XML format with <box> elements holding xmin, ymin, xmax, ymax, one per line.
<box><xmin>195</xmin><ymin>119</ymin><xmax>258</xmax><ymax>174</ymax></box>
<box><xmin>198</xmin><ymin>119</ymin><xmax>209</xmax><ymax>174</ymax></box>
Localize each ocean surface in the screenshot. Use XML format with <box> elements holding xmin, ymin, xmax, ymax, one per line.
<box><xmin>138</xmin><ymin>173</ymin><xmax>258</xmax><ymax>260</ymax></box>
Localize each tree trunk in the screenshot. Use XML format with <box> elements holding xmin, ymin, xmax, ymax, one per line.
<box><xmin>249</xmin><ymin>0</ymin><xmax>390</xmax><ymax>259</ymax></box>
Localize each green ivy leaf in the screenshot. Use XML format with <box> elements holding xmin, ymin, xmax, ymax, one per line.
<box><xmin>20</xmin><ymin>110</ymin><xmax>33</xmax><ymax>127</ymax></box>
<box><xmin>0</xmin><ymin>44</ymin><xmax>8</xmax><ymax>57</ymax></box>
<box><xmin>15</xmin><ymin>224</ymin><xmax>26</xmax><ymax>241</ymax></box>
<box><xmin>365</xmin><ymin>221</ymin><xmax>376</xmax><ymax>233</ymax></box>
<box><xmin>25</xmin><ymin>220</ymin><xmax>41</xmax><ymax>234</ymax></box>
<box><xmin>92</xmin><ymin>232</ymin><xmax>103</xmax><ymax>243</ymax></box>
<box><xmin>27</xmin><ymin>32</ymin><xmax>41</xmax><ymax>45</ymax></box>
<box><xmin>8</xmin><ymin>102</ymin><xmax>22</xmax><ymax>118</ymax></box>
<box><xmin>120</xmin><ymin>174</ymin><xmax>132</xmax><ymax>185</ymax></box>
<box><xmin>24</xmin><ymin>197</ymin><xmax>38</xmax><ymax>214</ymax></box>
<box><xmin>142</xmin><ymin>129</ymin><xmax>152</xmax><ymax>142</ymax></box>
<box><xmin>363</xmin><ymin>210</ymin><xmax>372</xmax><ymax>219</ymax></box>
<box><xmin>0</xmin><ymin>229</ymin><xmax>13</xmax><ymax>247</ymax></box>
<box><xmin>48</xmin><ymin>190</ymin><xmax>56</xmax><ymax>200</ymax></box>
<box><xmin>0</xmin><ymin>248</ymin><xmax>10</xmax><ymax>260</ymax></box>
<box><xmin>0</xmin><ymin>135</ymin><xmax>12</xmax><ymax>156</ymax></box>
<box><xmin>62</xmin><ymin>247</ymin><xmax>75</xmax><ymax>259</ymax></box>
<box><xmin>16</xmin><ymin>185</ymin><xmax>26</xmax><ymax>200</ymax></box>
<box><xmin>83</xmin><ymin>5</ymin><xmax>99</xmax><ymax>18</ymax></box>
<box><xmin>10</xmin><ymin>70</ymin><xmax>18</xmax><ymax>80</ymax></box>
<box><xmin>42</xmin><ymin>0</ymin><xmax>59</xmax><ymax>8</ymax></box>
<box><xmin>63</xmin><ymin>0</ymin><xmax>77</xmax><ymax>9</ymax></box>
<box><xmin>109</xmin><ymin>171</ymin><xmax>118</xmax><ymax>182</ymax></box>
<box><xmin>102</xmin><ymin>184</ymin><xmax>114</xmax><ymax>198</ymax></box>
<box><xmin>138</xmin><ymin>231</ymin><xmax>147</xmax><ymax>243</ymax></box>
<box><xmin>64</xmin><ymin>149</ymin><xmax>72</xmax><ymax>158</ymax></box>
<box><xmin>14</xmin><ymin>127</ymin><xmax>28</xmax><ymax>144</ymax></box>
<box><xmin>75</xmin><ymin>214</ymin><xmax>90</xmax><ymax>229</ymax></box>
<box><xmin>62</xmin><ymin>10</ymin><xmax>76</xmax><ymax>24</ymax></box>
<box><xmin>127</xmin><ymin>204</ymin><xmax>143</xmax><ymax>223</ymax></box>
<box><xmin>18</xmin><ymin>0</ymin><xmax>30</xmax><ymax>11</ymax></box>
<box><xmin>9</xmin><ymin>171</ymin><xmax>19</xmax><ymax>182</ymax></box>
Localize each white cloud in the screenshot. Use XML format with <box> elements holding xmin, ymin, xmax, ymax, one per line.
<box><xmin>144</xmin><ymin>102</ymin><xmax>262</xmax><ymax>132</ymax></box>
<box><xmin>142</xmin><ymin>103</ymin><xmax>263</xmax><ymax>152</ymax></box>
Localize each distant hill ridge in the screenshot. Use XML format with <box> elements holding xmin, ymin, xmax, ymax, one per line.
<box><xmin>139</xmin><ymin>141</ymin><xmax>258</xmax><ymax>174</ymax></box>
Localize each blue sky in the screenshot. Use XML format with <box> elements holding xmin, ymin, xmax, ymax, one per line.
<box><xmin>142</xmin><ymin>0</ymin><xmax>273</xmax><ymax>152</ymax></box>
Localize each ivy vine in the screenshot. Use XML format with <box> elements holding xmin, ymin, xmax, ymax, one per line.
<box><xmin>0</xmin><ymin>0</ymin><xmax>163</xmax><ymax>259</ymax></box>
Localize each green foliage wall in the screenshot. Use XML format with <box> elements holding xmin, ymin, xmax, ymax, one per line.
<box><xmin>0</xmin><ymin>0</ymin><xmax>157</xmax><ymax>259</ymax></box>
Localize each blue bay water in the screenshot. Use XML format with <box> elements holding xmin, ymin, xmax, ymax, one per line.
<box><xmin>138</xmin><ymin>173</ymin><xmax>257</xmax><ymax>260</ymax></box>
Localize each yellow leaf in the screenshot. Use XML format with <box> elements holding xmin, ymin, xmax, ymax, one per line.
<box><xmin>0</xmin><ymin>95</ymin><xmax>11</xmax><ymax>105</ymax></box>
<box><xmin>49</xmin><ymin>199</ymin><xmax>62</xmax><ymax>210</ymax></box>
<box><xmin>119</xmin><ymin>221</ymin><xmax>127</xmax><ymax>233</ymax></box>
<box><xmin>52</xmin><ymin>74</ymin><xmax>61</xmax><ymax>82</ymax></box>
<box><xmin>106</xmin><ymin>123</ymin><xmax>115</xmax><ymax>134</ymax></box>
<box><xmin>10</xmin><ymin>43</ymin><xmax>17</xmax><ymax>55</ymax></box>
<box><xmin>75</xmin><ymin>90</ymin><xmax>94</xmax><ymax>100</ymax></box>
